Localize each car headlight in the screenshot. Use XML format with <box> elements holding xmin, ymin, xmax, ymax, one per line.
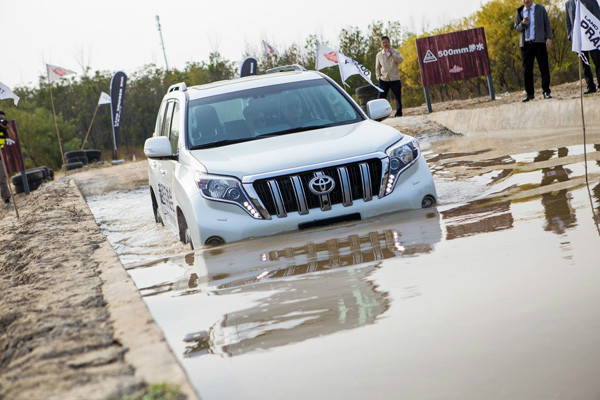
<box><xmin>196</xmin><ymin>174</ymin><xmax>263</xmax><ymax>219</ymax></box>
<box><xmin>384</xmin><ymin>138</ymin><xmax>420</xmax><ymax>195</ymax></box>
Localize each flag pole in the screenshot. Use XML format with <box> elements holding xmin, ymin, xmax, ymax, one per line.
<box><xmin>47</xmin><ymin>70</ymin><xmax>67</xmax><ymax>177</ymax></box>
<box><xmin>81</xmin><ymin>103</ymin><xmax>99</xmax><ymax>150</ymax></box>
<box><xmin>0</xmin><ymin>150</ymin><xmax>19</xmax><ymax>219</ymax></box>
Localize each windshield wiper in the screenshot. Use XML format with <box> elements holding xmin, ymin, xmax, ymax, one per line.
<box><xmin>258</xmin><ymin>123</ymin><xmax>337</xmax><ymax>138</ymax></box>
<box><xmin>189</xmin><ymin>137</ymin><xmax>255</xmax><ymax>150</ymax></box>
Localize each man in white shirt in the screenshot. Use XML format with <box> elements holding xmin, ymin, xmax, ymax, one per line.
<box><xmin>375</xmin><ymin>36</ymin><xmax>404</xmax><ymax>117</ymax></box>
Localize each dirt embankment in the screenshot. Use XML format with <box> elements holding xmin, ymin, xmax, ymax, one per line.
<box><xmin>0</xmin><ymin>162</ymin><xmax>196</xmax><ymax>400</ymax></box>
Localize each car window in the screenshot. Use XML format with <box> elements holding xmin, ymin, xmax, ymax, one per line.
<box><xmin>187</xmin><ymin>79</ymin><xmax>362</xmax><ymax>149</ymax></box>
<box><xmin>161</xmin><ymin>101</ymin><xmax>174</xmax><ymax>138</ymax></box>
<box><xmin>169</xmin><ymin>102</ymin><xmax>180</xmax><ymax>154</ymax></box>
<box><xmin>154</xmin><ymin>101</ymin><xmax>167</xmax><ymax>137</ymax></box>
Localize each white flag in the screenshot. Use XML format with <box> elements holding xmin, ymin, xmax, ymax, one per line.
<box><xmin>572</xmin><ymin>0</ymin><xmax>600</xmax><ymax>63</ymax></box>
<box><xmin>262</xmin><ymin>40</ymin><xmax>279</xmax><ymax>55</ymax></box>
<box><xmin>46</xmin><ymin>63</ymin><xmax>76</xmax><ymax>83</ymax></box>
<box><xmin>337</xmin><ymin>53</ymin><xmax>383</xmax><ymax>92</ymax></box>
<box><xmin>98</xmin><ymin>91</ymin><xmax>111</xmax><ymax>105</ymax></box>
<box><xmin>0</xmin><ymin>82</ymin><xmax>20</xmax><ymax>106</ymax></box>
<box><xmin>315</xmin><ymin>44</ymin><xmax>339</xmax><ymax>70</ymax></box>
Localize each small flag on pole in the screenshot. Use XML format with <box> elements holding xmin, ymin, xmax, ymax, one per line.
<box><xmin>46</xmin><ymin>63</ymin><xmax>76</xmax><ymax>83</ymax></box>
<box><xmin>316</xmin><ymin>44</ymin><xmax>339</xmax><ymax>70</ymax></box>
<box><xmin>262</xmin><ymin>40</ymin><xmax>279</xmax><ymax>55</ymax></box>
<box><xmin>0</xmin><ymin>82</ymin><xmax>20</xmax><ymax>106</ymax></box>
<box><xmin>572</xmin><ymin>0</ymin><xmax>600</xmax><ymax>64</ymax></box>
<box><xmin>98</xmin><ymin>92</ymin><xmax>111</xmax><ymax>105</ymax></box>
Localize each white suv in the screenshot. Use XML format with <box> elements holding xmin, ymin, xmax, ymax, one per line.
<box><xmin>144</xmin><ymin>70</ymin><xmax>436</xmax><ymax>248</ymax></box>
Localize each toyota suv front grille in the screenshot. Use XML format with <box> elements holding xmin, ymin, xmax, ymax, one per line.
<box><xmin>253</xmin><ymin>158</ymin><xmax>383</xmax><ymax>218</ymax></box>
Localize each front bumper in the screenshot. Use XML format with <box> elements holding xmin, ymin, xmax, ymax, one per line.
<box><xmin>185</xmin><ymin>156</ymin><xmax>436</xmax><ymax>247</ymax></box>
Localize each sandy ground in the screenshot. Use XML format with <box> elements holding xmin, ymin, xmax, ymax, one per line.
<box><xmin>0</xmin><ymin>162</ymin><xmax>196</xmax><ymax>400</ymax></box>
<box><xmin>0</xmin><ymin>79</ymin><xmax>596</xmax><ymax>400</ymax></box>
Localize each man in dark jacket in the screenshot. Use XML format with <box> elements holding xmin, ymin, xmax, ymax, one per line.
<box><xmin>566</xmin><ymin>0</ymin><xmax>600</xmax><ymax>93</ymax></box>
<box><xmin>514</xmin><ymin>0</ymin><xmax>553</xmax><ymax>102</ymax></box>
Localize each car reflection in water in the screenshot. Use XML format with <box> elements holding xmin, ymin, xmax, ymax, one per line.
<box><xmin>176</xmin><ymin>208</ymin><xmax>442</xmax><ymax>358</ymax></box>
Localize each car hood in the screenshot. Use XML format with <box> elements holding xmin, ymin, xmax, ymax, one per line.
<box><xmin>190</xmin><ymin>120</ymin><xmax>403</xmax><ymax>179</ymax></box>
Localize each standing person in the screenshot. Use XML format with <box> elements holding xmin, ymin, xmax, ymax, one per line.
<box><xmin>514</xmin><ymin>0</ymin><xmax>553</xmax><ymax>102</ymax></box>
<box><xmin>0</xmin><ymin>111</ymin><xmax>17</xmax><ymax>205</ymax></box>
<box><xmin>566</xmin><ymin>0</ymin><xmax>600</xmax><ymax>94</ymax></box>
<box><xmin>376</xmin><ymin>35</ymin><xmax>404</xmax><ymax>117</ymax></box>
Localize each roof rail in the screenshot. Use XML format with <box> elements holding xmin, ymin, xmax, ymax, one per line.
<box><xmin>265</xmin><ymin>64</ymin><xmax>307</xmax><ymax>74</ymax></box>
<box><xmin>167</xmin><ymin>82</ymin><xmax>187</xmax><ymax>92</ymax></box>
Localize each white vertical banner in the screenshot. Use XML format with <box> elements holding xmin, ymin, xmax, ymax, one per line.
<box><xmin>572</xmin><ymin>0</ymin><xmax>600</xmax><ymax>63</ymax></box>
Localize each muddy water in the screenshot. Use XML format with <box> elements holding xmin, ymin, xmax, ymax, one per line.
<box><xmin>87</xmin><ymin>129</ymin><xmax>600</xmax><ymax>400</ymax></box>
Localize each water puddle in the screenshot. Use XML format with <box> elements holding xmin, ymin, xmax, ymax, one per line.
<box><xmin>86</xmin><ymin>130</ymin><xmax>600</xmax><ymax>400</ymax></box>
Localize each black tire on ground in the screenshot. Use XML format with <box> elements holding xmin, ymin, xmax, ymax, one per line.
<box><xmin>85</xmin><ymin>150</ymin><xmax>102</xmax><ymax>162</ymax></box>
<box><xmin>28</xmin><ymin>178</ymin><xmax>43</xmax><ymax>191</ymax></box>
<box><xmin>14</xmin><ymin>177</ymin><xmax>43</xmax><ymax>193</ymax></box>
<box><xmin>355</xmin><ymin>84</ymin><xmax>381</xmax><ymax>98</ymax></box>
<box><xmin>11</xmin><ymin>169</ymin><xmax>44</xmax><ymax>186</ymax></box>
<box><xmin>48</xmin><ymin>169</ymin><xmax>54</xmax><ymax>180</ymax></box>
<box><xmin>66</xmin><ymin>155</ymin><xmax>89</xmax><ymax>165</ymax></box>
<box><xmin>150</xmin><ymin>189</ymin><xmax>164</xmax><ymax>226</ymax></box>
<box><xmin>64</xmin><ymin>161</ymin><xmax>84</xmax><ymax>171</ymax></box>
<box><xmin>28</xmin><ymin>166</ymin><xmax>50</xmax><ymax>180</ymax></box>
<box><xmin>64</xmin><ymin>150</ymin><xmax>85</xmax><ymax>159</ymax></box>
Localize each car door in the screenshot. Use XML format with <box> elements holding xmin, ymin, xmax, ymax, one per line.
<box><xmin>155</xmin><ymin>100</ymin><xmax>178</xmax><ymax>231</ymax></box>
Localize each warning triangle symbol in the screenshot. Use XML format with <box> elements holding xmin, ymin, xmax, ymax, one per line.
<box><xmin>423</xmin><ymin>50</ymin><xmax>438</xmax><ymax>63</ymax></box>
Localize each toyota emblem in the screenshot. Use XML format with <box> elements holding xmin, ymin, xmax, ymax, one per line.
<box><xmin>308</xmin><ymin>175</ymin><xmax>335</xmax><ymax>196</ymax></box>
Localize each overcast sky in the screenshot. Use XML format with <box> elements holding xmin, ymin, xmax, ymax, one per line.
<box><xmin>4</xmin><ymin>0</ymin><xmax>486</xmax><ymax>89</ymax></box>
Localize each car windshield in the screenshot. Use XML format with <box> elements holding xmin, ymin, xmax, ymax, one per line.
<box><xmin>187</xmin><ymin>78</ymin><xmax>362</xmax><ymax>149</ymax></box>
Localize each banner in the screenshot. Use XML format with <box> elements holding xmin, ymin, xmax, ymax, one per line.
<box><xmin>46</xmin><ymin>63</ymin><xmax>76</xmax><ymax>83</ymax></box>
<box><xmin>98</xmin><ymin>91</ymin><xmax>111</xmax><ymax>105</ymax></box>
<box><xmin>240</xmin><ymin>57</ymin><xmax>258</xmax><ymax>77</ymax></box>
<box><xmin>572</xmin><ymin>0</ymin><xmax>600</xmax><ymax>63</ymax></box>
<box><xmin>110</xmin><ymin>71</ymin><xmax>127</xmax><ymax>151</ymax></box>
<box><xmin>0</xmin><ymin>82</ymin><xmax>19</xmax><ymax>106</ymax></box>
<box><xmin>415</xmin><ymin>28</ymin><xmax>491</xmax><ymax>87</ymax></box>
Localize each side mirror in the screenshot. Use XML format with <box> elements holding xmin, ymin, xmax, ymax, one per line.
<box><xmin>366</xmin><ymin>99</ymin><xmax>392</xmax><ymax>121</ymax></box>
<box><xmin>144</xmin><ymin>136</ymin><xmax>173</xmax><ymax>158</ymax></box>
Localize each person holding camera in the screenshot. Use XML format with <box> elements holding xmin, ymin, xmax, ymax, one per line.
<box><xmin>376</xmin><ymin>35</ymin><xmax>404</xmax><ymax>117</ymax></box>
<box><xmin>0</xmin><ymin>110</ymin><xmax>16</xmax><ymax>205</ymax></box>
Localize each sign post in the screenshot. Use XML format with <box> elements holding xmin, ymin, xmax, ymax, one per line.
<box><xmin>416</xmin><ymin>27</ymin><xmax>493</xmax><ymax>113</ymax></box>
